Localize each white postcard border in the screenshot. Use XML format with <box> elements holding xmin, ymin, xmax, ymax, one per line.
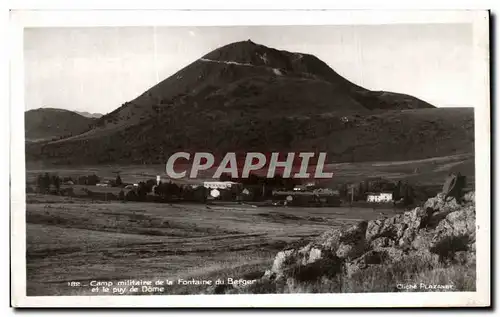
<box><xmin>9</xmin><ymin>9</ymin><xmax>490</xmax><ymax>307</ymax></box>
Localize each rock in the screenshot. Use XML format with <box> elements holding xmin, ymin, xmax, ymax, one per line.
<box><xmin>433</xmin><ymin>207</ymin><xmax>475</xmax><ymax>243</ymax></box>
<box><xmin>262</xmin><ymin>270</ymin><xmax>276</xmax><ymax>280</ymax></box>
<box><xmin>424</xmin><ymin>193</ymin><xmax>469</xmax><ymax>229</ymax></box>
<box><xmin>283</xmin><ymin>255</ymin><xmax>343</xmax><ymax>282</ymax></box>
<box><xmin>396</xmin><ymin>208</ymin><xmax>432</xmax><ymax>248</ymax></box>
<box><xmin>295</xmin><ymin>245</ymin><xmax>325</xmax><ymax>266</ymax></box>
<box><xmin>269</xmin><ymin>241</ymin><xmax>341</xmax><ymax>281</ymax></box>
<box><xmin>336</xmin><ymin>240</ymin><xmax>366</xmax><ymax>260</ymax></box>
<box><xmin>366</xmin><ymin>217</ymin><xmax>399</xmax><ymax>241</ymax></box>
<box><xmin>379</xmin><ymin>247</ymin><xmax>405</xmax><ymax>262</ymax></box>
<box><xmin>295</xmin><ymin>243</ymin><xmax>332</xmax><ymax>267</ymax></box>
<box><xmin>429</xmin><ymin>207</ymin><xmax>476</xmax><ymax>259</ymax></box>
<box><xmin>357</xmin><ymin>250</ymin><xmax>387</xmax><ymax>264</ymax></box>
<box><xmin>297</xmin><ymin>243</ymin><xmax>313</xmax><ymax>265</ymax></box>
<box><xmin>424</xmin><ymin>193</ymin><xmax>461</xmax><ymax>214</ymax></box>
<box><xmin>402</xmin><ymin>207</ymin><xmax>426</xmax><ymax>225</ymax></box>
<box><xmin>365</xmin><ymin>219</ymin><xmax>383</xmax><ymax>242</ymax></box>
<box><xmin>463</xmin><ymin>191</ymin><xmax>475</xmax><ymax>204</ymax></box>
<box><xmin>315</xmin><ymin>228</ymin><xmax>342</xmax><ymax>251</ymax></box>
<box><xmin>468</xmin><ymin>241</ymin><xmax>476</xmax><ymax>251</ymax></box>
<box><xmin>235</xmin><ymin>191</ymin><xmax>476</xmax><ymax>295</ymax></box>
<box><xmin>339</xmin><ymin>221</ymin><xmax>368</xmax><ymax>244</ymax></box>
<box><xmin>366</xmin><ymin>211</ymin><xmax>426</xmax><ymax>244</ymax></box>
<box><xmin>345</xmin><ymin>247</ymin><xmax>405</xmax><ymax>277</ymax></box>
<box><xmin>411</xmin><ymin>230</ymin><xmax>434</xmax><ymax>250</ymax></box>
<box><xmin>332</xmin><ymin>221</ymin><xmax>369</xmax><ymax>260</ymax></box>
<box><xmin>270</xmin><ymin>249</ymin><xmax>296</xmax><ymax>277</ymax></box>
<box><xmin>453</xmin><ymin>251</ymin><xmax>476</xmax><ymax>265</ymax></box>
<box><xmin>307</xmin><ymin>247</ymin><xmax>323</xmax><ymax>264</ymax></box>
<box><xmin>370</xmin><ymin>237</ymin><xmax>395</xmax><ymax>249</ymax></box>
<box><xmin>395</xmin><ymin>223</ymin><xmax>408</xmax><ymax>239</ymax></box>
<box><xmin>398</xmin><ymin>228</ymin><xmax>417</xmax><ymax>248</ymax></box>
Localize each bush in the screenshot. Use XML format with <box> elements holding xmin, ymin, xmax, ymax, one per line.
<box><xmin>430</xmin><ymin>234</ymin><xmax>471</xmax><ymax>262</ymax></box>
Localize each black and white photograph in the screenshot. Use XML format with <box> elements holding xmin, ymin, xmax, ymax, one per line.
<box><xmin>9</xmin><ymin>9</ymin><xmax>490</xmax><ymax>307</ymax></box>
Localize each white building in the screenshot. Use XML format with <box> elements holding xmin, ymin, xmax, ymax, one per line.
<box><xmin>203</xmin><ymin>181</ymin><xmax>240</xmax><ymax>190</ymax></box>
<box><xmin>366</xmin><ymin>192</ymin><xmax>393</xmax><ymax>203</ymax></box>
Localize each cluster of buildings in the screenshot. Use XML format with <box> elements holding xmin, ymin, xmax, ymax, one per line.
<box><xmin>199</xmin><ymin>180</ymin><xmax>343</xmax><ymax>207</ymax></box>
<box><xmin>58</xmin><ymin>173</ymin><xmax>396</xmax><ymax>206</ymax></box>
<box><xmin>156</xmin><ymin>179</ymin><xmax>395</xmax><ymax>206</ymax></box>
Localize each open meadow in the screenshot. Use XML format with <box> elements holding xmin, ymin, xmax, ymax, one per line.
<box><xmin>26</xmin><ymin>194</ymin><xmax>397</xmax><ymax>296</ymax></box>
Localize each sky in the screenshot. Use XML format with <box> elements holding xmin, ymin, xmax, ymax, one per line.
<box><xmin>24</xmin><ymin>24</ymin><xmax>472</xmax><ymax>114</ymax></box>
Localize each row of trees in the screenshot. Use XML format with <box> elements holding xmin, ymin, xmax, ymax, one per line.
<box><xmin>35</xmin><ymin>173</ymin><xmax>103</xmax><ymax>194</ymax></box>
<box><xmin>36</xmin><ymin>173</ymin><xmax>62</xmax><ymax>194</ymax></box>
<box><xmin>33</xmin><ymin>172</ymin><xmax>202</xmax><ymax>202</ymax></box>
<box><xmin>122</xmin><ymin>180</ymin><xmax>206</xmax><ymax>202</ymax></box>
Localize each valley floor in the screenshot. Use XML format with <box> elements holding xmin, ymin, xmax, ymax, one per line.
<box><xmin>24</xmin><ymin>153</ymin><xmax>475</xmax><ymax>296</ymax></box>
<box><xmin>26</xmin><ymin>195</ymin><xmax>396</xmax><ymax>296</ymax></box>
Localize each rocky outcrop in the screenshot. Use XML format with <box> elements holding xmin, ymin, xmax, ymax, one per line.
<box><xmin>208</xmin><ymin>191</ymin><xmax>476</xmax><ymax>294</ymax></box>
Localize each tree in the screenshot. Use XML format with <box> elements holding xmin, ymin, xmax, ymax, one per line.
<box><xmin>399</xmin><ymin>182</ymin><xmax>407</xmax><ymax>202</ymax></box>
<box><xmin>399</xmin><ymin>182</ymin><xmax>415</xmax><ymax>206</ymax></box>
<box><xmin>405</xmin><ymin>184</ymin><xmax>414</xmax><ymax>205</ymax></box>
<box><xmin>115</xmin><ymin>174</ymin><xmax>123</xmax><ymax>187</ymax></box>
<box><xmin>78</xmin><ymin>175</ymin><xmax>87</xmax><ymax>185</ymax></box>
<box><xmin>87</xmin><ymin>174</ymin><xmax>100</xmax><ymax>186</ymax></box>
<box><xmin>36</xmin><ymin>174</ymin><xmax>49</xmax><ymax>194</ymax></box>
<box><xmin>338</xmin><ymin>184</ymin><xmax>349</xmax><ymax>200</ymax></box>
<box><xmin>145</xmin><ymin>179</ymin><xmax>156</xmax><ymax>193</ymax></box>
<box><xmin>51</xmin><ymin>175</ymin><xmax>61</xmax><ymax>193</ymax></box>
<box><xmin>393</xmin><ymin>181</ymin><xmax>402</xmax><ymax>201</ymax></box>
<box><xmin>154</xmin><ymin>181</ymin><xmax>181</xmax><ymax>200</ymax></box>
<box><xmin>246</xmin><ymin>173</ymin><xmax>261</xmax><ymax>185</ymax></box>
<box><xmin>363</xmin><ymin>179</ymin><xmax>371</xmax><ymax>193</ymax></box>
<box><xmin>357</xmin><ymin>182</ymin><xmax>365</xmax><ymax>201</ymax></box>
<box><xmin>43</xmin><ymin>173</ymin><xmax>51</xmax><ymax>193</ymax></box>
<box><xmin>137</xmin><ymin>182</ymin><xmax>149</xmax><ymax>201</ymax></box>
<box><xmin>219</xmin><ymin>173</ymin><xmax>233</xmax><ymax>182</ymax></box>
<box><xmin>125</xmin><ymin>189</ymin><xmax>138</xmax><ymax>201</ymax></box>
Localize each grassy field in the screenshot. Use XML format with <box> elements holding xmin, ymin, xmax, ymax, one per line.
<box><xmin>323</xmin><ymin>153</ymin><xmax>474</xmax><ymax>187</ymax></box>
<box><xmin>26</xmin><ymin>194</ymin><xmax>397</xmax><ymax>296</ymax></box>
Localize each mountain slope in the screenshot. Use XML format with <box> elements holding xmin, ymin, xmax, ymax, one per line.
<box><xmin>25</xmin><ymin>41</ymin><xmax>472</xmax><ymax>165</ymax></box>
<box><xmin>74</xmin><ymin>111</ymin><xmax>103</xmax><ymax>119</ymax></box>
<box><xmin>25</xmin><ymin>108</ymin><xmax>96</xmax><ymax>142</ymax></box>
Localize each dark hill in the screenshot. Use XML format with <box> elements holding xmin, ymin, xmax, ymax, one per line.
<box><xmin>25</xmin><ymin>108</ymin><xmax>96</xmax><ymax>142</ymax></box>
<box><xmin>87</xmin><ymin>40</ymin><xmax>434</xmax><ymax>134</ymax></box>
<box><xmin>25</xmin><ymin>41</ymin><xmax>472</xmax><ymax>165</ymax></box>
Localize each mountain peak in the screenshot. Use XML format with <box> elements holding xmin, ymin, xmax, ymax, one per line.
<box><xmin>202</xmin><ymin>40</ymin><xmax>269</xmax><ymax>63</ymax></box>
<box><xmin>200</xmin><ymin>40</ymin><xmax>361</xmax><ymax>88</ymax></box>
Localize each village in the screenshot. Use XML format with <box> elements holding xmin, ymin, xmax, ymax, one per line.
<box><xmin>26</xmin><ymin>170</ymin><xmax>427</xmax><ymax>209</ymax></box>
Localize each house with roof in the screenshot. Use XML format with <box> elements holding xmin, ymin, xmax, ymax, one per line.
<box><xmin>366</xmin><ymin>192</ymin><xmax>393</xmax><ymax>203</ymax></box>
